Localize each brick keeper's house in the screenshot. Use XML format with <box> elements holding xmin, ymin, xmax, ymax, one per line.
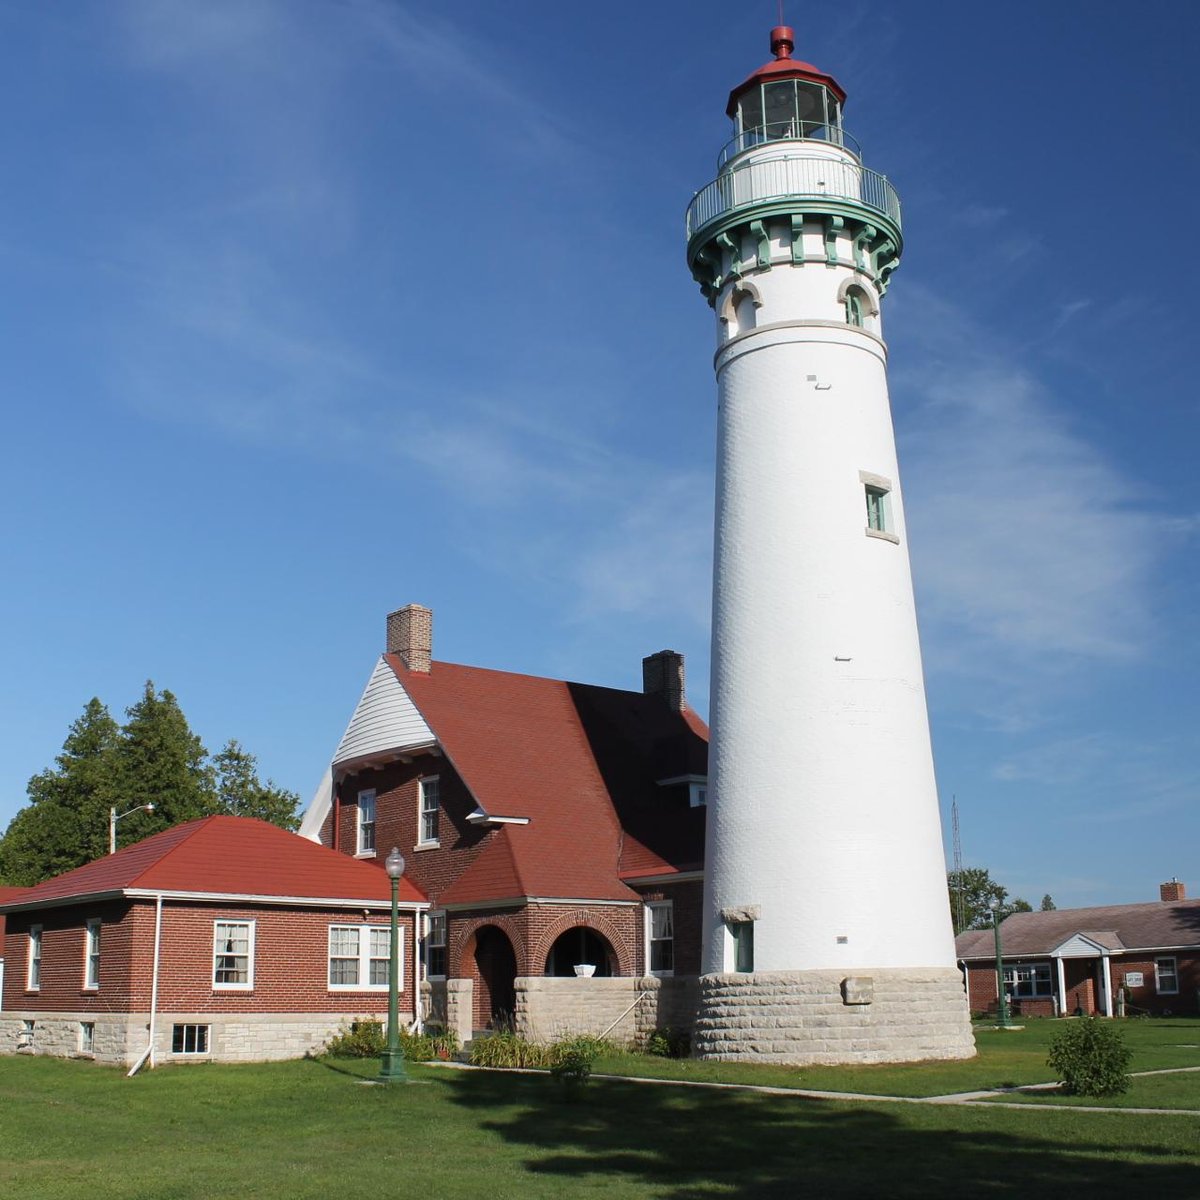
<box><xmin>0</xmin><ymin>816</ymin><xmax>426</xmax><ymax>1066</ymax></box>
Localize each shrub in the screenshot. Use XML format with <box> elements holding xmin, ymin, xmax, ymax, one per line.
<box><xmin>325</xmin><ymin>1019</ymin><xmax>385</xmax><ymax>1059</ymax></box>
<box><xmin>551</xmin><ymin>1034</ymin><xmax>612</xmax><ymax>1063</ymax></box>
<box><xmin>1047</xmin><ymin>1017</ymin><xmax>1133</xmax><ymax>1096</ymax></box>
<box><xmin>645</xmin><ymin>1027</ymin><xmax>690</xmax><ymax>1058</ymax></box>
<box><xmin>550</xmin><ymin>1045</ymin><xmax>594</xmax><ymax>1095</ymax></box>
<box><xmin>469</xmin><ymin>1031</ymin><xmax>551</xmax><ymax>1069</ymax></box>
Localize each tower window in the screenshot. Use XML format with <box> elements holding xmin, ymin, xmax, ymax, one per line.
<box><xmin>860</xmin><ymin>472</ymin><xmax>899</xmax><ymax>544</ymax></box>
<box><xmin>845</xmin><ymin>286</ymin><xmax>866</xmax><ymax>327</ymax></box>
<box><xmin>730</xmin><ymin>921</ymin><xmax>754</xmax><ymax>973</ymax></box>
<box><xmin>357</xmin><ymin>789</ymin><xmax>376</xmax><ymax>855</ymax></box>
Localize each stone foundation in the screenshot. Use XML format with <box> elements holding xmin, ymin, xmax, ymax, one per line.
<box><xmin>1</xmin><ymin>1009</ymin><xmax>409</xmax><ymax>1067</ymax></box>
<box><xmin>514</xmin><ymin>975</ymin><xmax>699</xmax><ymax>1045</ymax></box>
<box><xmin>694</xmin><ymin>968</ymin><xmax>975</xmax><ymax>1064</ymax></box>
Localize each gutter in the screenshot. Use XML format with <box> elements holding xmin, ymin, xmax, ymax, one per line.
<box><xmin>127</xmin><ymin>893</ymin><xmax>163</xmax><ymax>1077</ymax></box>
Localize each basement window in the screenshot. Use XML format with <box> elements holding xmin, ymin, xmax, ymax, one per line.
<box><xmin>172</xmin><ymin>1024</ymin><xmax>210</xmax><ymax>1055</ymax></box>
<box><xmin>79</xmin><ymin>1022</ymin><xmax>95</xmax><ymax>1056</ymax></box>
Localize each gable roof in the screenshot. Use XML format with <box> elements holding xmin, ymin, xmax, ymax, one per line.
<box><xmin>956</xmin><ymin>900</ymin><xmax>1200</xmax><ymax>960</ymax></box>
<box><xmin>0</xmin><ymin>816</ymin><xmax>427</xmax><ymax>912</ymax></box>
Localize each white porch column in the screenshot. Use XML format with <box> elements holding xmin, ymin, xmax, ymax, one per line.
<box><xmin>1101</xmin><ymin>954</ymin><xmax>1113</xmax><ymax>1017</ymax></box>
<box><xmin>1055</xmin><ymin>956</ymin><xmax>1067</xmax><ymax>1015</ymax></box>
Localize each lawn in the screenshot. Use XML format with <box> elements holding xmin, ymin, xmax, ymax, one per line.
<box><xmin>2</xmin><ymin>1042</ymin><xmax>1199</xmax><ymax>1200</ymax></box>
<box><xmin>593</xmin><ymin>1017</ymin><xmax>1200</xmax><ymax>1099</ymax></box>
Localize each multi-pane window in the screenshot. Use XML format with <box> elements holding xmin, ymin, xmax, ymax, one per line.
<box><xmin>172</xmin><ymin>1024</ymin><xmax>210</xmax><ymax>1054</ymax></box>
<box><xmin>79</xmin><ymin>1022</ymin><xmax>95</xmax><ymax>1055</ymax></box>
<box><xmin>212</xmin><ymin>920</ymin><xmax>254</xmax><ymax>989</ymax></box>
<box><xmin>419</xmin><ymin>776</ymin><xmax>440</xmax><ymax>845</ymax></box>
<box><xmin>647</xmin><ymin>902</ymin><xmax>674</xmax><ymax>975</ymax></box>
<box><xmin>357</xmin><ymin>789</ymin><xmax>376</xmax><ymax>854</ymax></box>
<box><xmin>1155</xmin><ymin>957</ymin><xmax>1179</xmax><ymax>995</ymax></box>
<box><xmin>845</xmin><ymin>287</ymin><xmax>865</xmax><ymax>328</ymax></box>
<box><xmin>730</xmin><ymin>921</ymin><xmax>754</xmax><ymax>973</ymax></box>
<box><xmin>425</xmin><ymin>912</ymin><xmax>448</xmax><ymax>979</ymax></box>
<box><xmin>328</xmin><ymin>925</ymin><xmax>393</xmax><ymax>990</ymax></box>
<box><xmin>85</xmin><ymin>919</ymin><xmax>101</xmax><ymax>989</ymax></box>
<box><xmin>27</xmin><ymin>926</ymin><xmax>42</xmax><ymax>990</ymax></box>
<box><xmin>1003</xmin><ymin>963</ymin><xmax>1053</xmax><ymax>998</ymax></box>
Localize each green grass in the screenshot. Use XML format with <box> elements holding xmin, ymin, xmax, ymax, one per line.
<box><xmin>593</xmin><ymin>1018</ymin><xmax>1200</xmax><ymax>1099</ymax></box>
<box><xmin>2</xmin><ymin>1043</ymin><xmax>1200</xmax><ymax>1199</ymax></box>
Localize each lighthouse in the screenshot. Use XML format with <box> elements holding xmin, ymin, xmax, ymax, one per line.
<box><xmin>688</xmin><ymin>28</ymin><xmax>974</xmax><ymax>1063</ymax></box>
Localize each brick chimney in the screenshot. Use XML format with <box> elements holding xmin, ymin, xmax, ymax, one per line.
<box><xmin>1160</xmin><ymin>878</ymin><xmax>1186</xmax><ymax>902</ymax></box>
<box><xmin>386</xmin><ymin>604</ymin><xmax>432</xmax><ymax>673</ymax></box>
<box><xmin>643</xmin><ymin>650</ymin><xmax>685</xmax><ymax>712</ymax></box>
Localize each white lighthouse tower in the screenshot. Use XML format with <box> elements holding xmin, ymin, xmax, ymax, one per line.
<box><xmin>689</xmin><ymin>27</ymin><xmax>974</xmax><ymax>1063</ymax></box>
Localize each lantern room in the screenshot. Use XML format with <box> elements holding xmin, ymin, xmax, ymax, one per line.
<box><xmin>722</xmin><ymin>26</ymin><xmax>850</xmax><ymax>163</ymax></box>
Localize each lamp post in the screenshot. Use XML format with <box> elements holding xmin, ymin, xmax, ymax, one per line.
<box><xmin>378</xmin><ymin>846</ymin><xmax>408</xmax><ymax>1083</ymax></box>
<box><xmin>991</xmin><ymin>899</ymin><xmax>1011</xmax><ymax>1028</ymax></box>
<box><xmin>109</xmin><ymin>803</ymin><xmax>154</xmax><ymax>855</ymax></box>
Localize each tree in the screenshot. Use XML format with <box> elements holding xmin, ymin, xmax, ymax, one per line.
<box><xmin>110</xmin><ymin>682</ymin><xmax>216</xmax><ymax>844</ymax></box>
<box><xmin>0</xmin><ymin>699</ymin><xmax>120</xmax><ymax>885</ymax></box>
<box><xmin>213</xmin><ymin>740</ymin><xmax>300</xmax><ymax>830</ymax></box>
<box><xmin>1041</xmin><ymin>894</ymin><xmax>1057</xmax><ymax>911</ymax></box>
<box><xmin>946</xmin><ymin>867</ymin><xmax>1032</xmax><ymax>934</ymax></box>
<box><xmin>0</xmin><ymin>683</ymin><xmax>301</xmax><ymax>885</ymax></box>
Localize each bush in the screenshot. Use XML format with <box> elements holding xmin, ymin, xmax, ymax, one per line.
<box><xmin>469</xmin><ymin>1031</ymin><xmax>551</xmax><ymax>1069</ymax></box>
<box><xmin>325</xmin><ymin>1019</ymin><xmax>385</xmax><ymax>1059</ymax></box>
<box><xmin>1047</xmin><ymin>1017</ymin><xmax>1133</xmax><ymax>1096</ymax></box>
<box><xmin>551</xmin><ymin>1034</ymin><xmax>612</xmax><ymax>1063</ymax></box>
<box><xmin>645</xmin><ymin>1027</ymin><xmax>690</xmax><ymax>1058</ymax></box>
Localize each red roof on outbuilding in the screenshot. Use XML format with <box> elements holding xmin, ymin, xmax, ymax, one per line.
<box><xmin>0</xmin><ymin>816</ymin><xmax>427</xmax><ymax>909</ymax></box>
<box><xmin>389</xmin><ymin>658</ymin><xmax>708</xmax><ymax>902</ymax></box>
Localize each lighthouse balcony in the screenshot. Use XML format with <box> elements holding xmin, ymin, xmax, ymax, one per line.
<box><xmin>717</xmin><ymin>121</ymin><xmax>862</xmax><ymax>169</ymax></box>
<box><xmin>686</xmin><ymin>149</ymin><xmax>901</xmax><ymax>243</ymax></box>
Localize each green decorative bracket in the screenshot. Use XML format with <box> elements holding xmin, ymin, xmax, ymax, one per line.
<box><xmin>790</xmin><ymin>214</ymin><xmax>806</xmax><ymax>265</ymax></box>
<box><xmin>717</xmin><ymin>230</ymin><xmax>741</xmax><ymax>281</ymax></box>
<box><xmin>853</xmin><ymin>224</ymin><xmax>877</xmax><ymax>273</ymax></box>
<box><xmin>823</xmin><ymin>215</ymin><xmax>845</xmax><ymax>267</ymax></box>
<box><xmin>749</xmin><ymin>220</ymin><xmax>770</xmax><ymax>269</ymax></box>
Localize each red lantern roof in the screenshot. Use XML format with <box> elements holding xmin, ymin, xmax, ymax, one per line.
<box><xmin>726</xmin><ymin>25</ymin><xmax>847</xmax><ymax>117</ymax></box>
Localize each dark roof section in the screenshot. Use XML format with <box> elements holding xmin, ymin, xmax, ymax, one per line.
<box><xmin>956</xmin><ymin>900</ymin><xmax>1200</xmax><ymax>959</ymax></box>
<box><xmin>0</xmin><ymin>816</ymin><xmax>427</xmax><ymax>910</ymax></box>
<box><xmin>388</xmin><ymin>657</ymin><xmax>709</xmax><ymax>902</ymax></box>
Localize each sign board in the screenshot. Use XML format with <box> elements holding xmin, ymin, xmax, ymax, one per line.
<box><xmin>1124</xmin><ymin>971</ymin><xmax>1144</xmax><ymax>988</ymax></box>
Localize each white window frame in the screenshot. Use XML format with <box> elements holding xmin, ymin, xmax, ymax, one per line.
<box><xmin>356</xmin><ymin>788</ymin><xmax>377</xmax><ymax>856</ymax></box>
<box><xmin>27</xmin><ymin>925</ymin><xmax>42</xmax><ymax>991</ymax></box>
<box><xmin>424</xmin><ymin>911</ymin><xmax>448</xmax><ymax>980</ymax></box>
<box><xmin>1155</xmin><ymin>956</ymin><xmax>1179</xmax><ymax>995</ymax></box>
<box><xmin>172</xmin><ymin>1023</ymin><xmax>210</xmax><ymax>1055</ymax></box>
<box><xmin>1003</xmin><ymin>962</ymin><xmax>1053</xmax><ymax>999</ymax></box>
<box><xmin>327</xmin><ymin>924</ymin><xmax>396</xmax><ymax>992</ymax></box>
<box><xmin>212</xmin><ymin>920</ymin><xmax>255</xmax><ymax>990</ymax></box>
<box><xmin>860</xmin><ymin>471</ymin><xmax>899</xmax><ymax>544</ymax></box>
<box><xmin>727</xmin><ymin>920</ymin><xmax>755</xmax><ymax>973</ymax></box>
<box><xmin>646</xmin><ymin>901</ymin><xmax>675</xmax><ymax>976</ymax></box>
<box><xmin>84</xmin><ymin>919</ymin><xmax>101</xmax><ymax>990</ymax></box>
<box><xmin>417</xmin><ymin>776</ymin><xmax>440</xmax><ymax>848</ymax></box>
<box><xmin>79</xmin><ymin>1021</ymin><xmax>95</xmax><ymax>1055</ymax></box>
<box><xmin>689</xmin><ymin>781</ymin><xmax>707</xmax><ymax>808</ymax></box>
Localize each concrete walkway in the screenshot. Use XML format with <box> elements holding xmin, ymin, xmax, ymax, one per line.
<box><xmin>430</xmin><ymin>1060</ymin><xmax>1200</xmax><ymax>1116</ymax></box>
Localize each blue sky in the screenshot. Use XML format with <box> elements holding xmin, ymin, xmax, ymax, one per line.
<box><xmin>1</xmin><ymin>1</ymin><xmax>1196</xmax><ymax>908</ymax></box>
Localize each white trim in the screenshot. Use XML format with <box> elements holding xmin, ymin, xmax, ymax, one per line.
<box><xmin>417</xmin><ymin>775</ymin><xmax>441</xmax><ymax>848</ymax></box>
<box><xmin>212</xmin><ymin>919</ymin><xmax>255</xmax><ymax>991</ymax></box>
<box><xmin>645</xmin><ymin>900</ymin><xmax>675</xmax><ymax>977</ymax></box>
<box><xmin>26</xmin><ymin>925</ymin><xmax>42</xmax><ymax>991</ymax></box>
<box><xmin>327</xmin><ymin>923</ymin><xmax>396</xmax><ymax>992</ymax></box>
<box><xmin>1155</xmin><ymin>956</ymin><xmax>1180</xmax><ymax>995</ymax></box>
<box><xmin>424</xmin><ymin>911</ymin><xmax>448</xmax><ymax>981</ymax></box>
<box><xmin>465</xmin><ymin>808</ymin><xmax>530</xmax><ymax>826</ymax></box>
<box><xmin>624</xmin><ymin>870</ymin><xmax>705</xmax><ymax>886</ymax></box>
<box><xmin>83</xmin><ymin>918</ymin><xmax>101</xmax><ymax>991</ymax></box>
<box><xmin>356</xmin><ymin>788</ymin><xmax>377</xmax><ymax>856</ymax></box>
<box><xmin>655</xmin><ymin>774</ymin><xmax>708</xmax><ymax>787</ymax></box>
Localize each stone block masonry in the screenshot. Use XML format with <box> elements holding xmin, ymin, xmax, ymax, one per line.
<box><xmin>694</xmin><ymin>968</ymin><xmax>975</xmax><ymax>1065</ymax></box>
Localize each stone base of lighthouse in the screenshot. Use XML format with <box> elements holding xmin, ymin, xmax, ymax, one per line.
<box><xmin>693</xmin><ymin>968</ymin><xmax>975</xmax><ymax>1065</ymax></box>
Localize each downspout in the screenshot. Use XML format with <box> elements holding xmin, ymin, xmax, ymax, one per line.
<box><xmin>127</xmin><ymin>893</ymin><xmax>164</xmax><ymax>1077</ymax></box>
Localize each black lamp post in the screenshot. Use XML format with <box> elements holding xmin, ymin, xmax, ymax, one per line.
<box><xmin>378</xmin><ymin>846</ymin><xmax>408</xmax><ymax>1083</ymax></box>
<box><xmin>991</xmin><ymin>899</ymin><xmax>1011</xmax><ymax>1028</ymax></box>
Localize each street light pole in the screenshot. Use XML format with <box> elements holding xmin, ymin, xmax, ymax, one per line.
<box><xmin>379</xmin><ymin>846</ymin><xmax>408</xmax><ymax>1083</ymax></box>
<box><xmin>109</xmin><ymin>803</ymin><xmax>155</xmax><ymax>854</ymax></box>
<box><xmin>991</xmin><ymin>900</ymin><xmax>1010</xmax><ymax>1028</ymax></box>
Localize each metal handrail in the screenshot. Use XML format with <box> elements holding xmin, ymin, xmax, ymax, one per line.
<box><xmin>717</xmin><ymin>121</ymin><xmax>862</xmax><ymax>169</ymax></box>
<box><xmin>686</xmin><ymin>152</ymin><xmax>901</xmax><ymax>240</ymax></box>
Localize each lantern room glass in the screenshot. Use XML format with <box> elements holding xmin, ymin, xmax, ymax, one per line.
<box><xmin>734</xmin><ymin>79</ymin><xmax>843</xmax><ymax>149</ymax></box>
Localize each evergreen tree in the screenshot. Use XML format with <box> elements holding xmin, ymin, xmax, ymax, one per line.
<box><xmin>110</xmin><ymin>682</ymin><xmax>217</xmax><ymax>843</ymax></box>
<box><xmin>0</xmin><ymin>699</ymin><xmax>120</xmax><ymax>885</ymax></box>
<box><xmin>213</xmin><ymin>740</ymin><xmax>300</xmax><ymax>830</ymax></box>
<box><xmin>1041</xmin><ymin>894</ymin><xmax>1057</xmax><ymax>911</ymax></box>
<box><xmin>946</xmin><ymin>867</ymin><xmax>1033</xmax><ymax>934</ymax></box>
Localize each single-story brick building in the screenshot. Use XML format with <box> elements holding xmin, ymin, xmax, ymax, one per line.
<box><xmin>0</xmin><ymin>815</ymin><xmax>426</xmax><ymax>1066</ymax></box>
<box><xmin>956</xmin><ymin>880</ymin><xmax>1199</xmax><ymax>1018</ymax></box>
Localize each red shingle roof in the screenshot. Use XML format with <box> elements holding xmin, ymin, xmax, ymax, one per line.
<box><xmin>0</xmin><ymin>816</ymin><xmax>427</xmax><ymax>910</ymax></box>
<box><xmin>389</xmin><ymin>658</ymin><xmax>708</xmax><ymax>903</ymax></box>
